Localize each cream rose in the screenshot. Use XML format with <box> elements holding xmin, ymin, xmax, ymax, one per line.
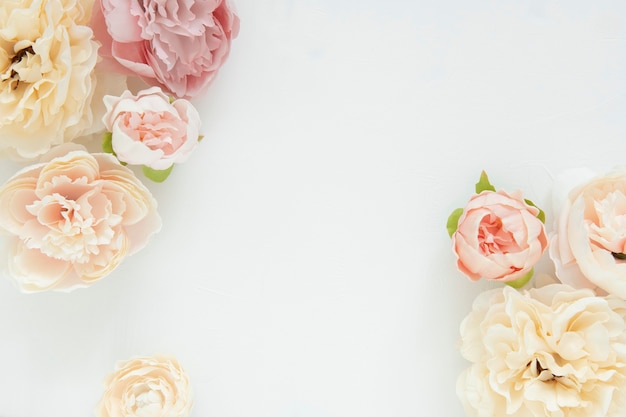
<box><xmin>0</xmin><ymin>148</ymin><xmax>161</xmax><ymax>292</ymax></box>
<box><xmin>452</xmin><ymin>189</ymin><xmax>548</xmax><ymax>283</ymax></box>
<box><xmin>0</xmin><ymin>0</ymin><xmax>101</xmax><ymax>160</ymax></box>
<box><xmin>549</xmin><ymin>167</ymin><xmax>626</xmax><ymax>298</ymax></box>
<box><xmin>457</xmin><ymin>283</ymin><xmax>626</xmax><ymax>417</ymax></box>
<box><xmin>103</xmin><ymin>87</ymin><xmax>201</xmax><ymax>171</ymax></box>
<box><xmin>97</xmin><ymin>355</ymin><xmax>193</xmax><ymax>417</ymax></box>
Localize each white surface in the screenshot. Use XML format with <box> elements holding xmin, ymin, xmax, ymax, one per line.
<box><xmin>1</xmin><ymin>1</ymin><xmax>626</xmax><ymax>416</ymax></box>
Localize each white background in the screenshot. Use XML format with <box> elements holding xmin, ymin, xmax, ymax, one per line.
<box><xmin>1</xmin><ymin>0</ymin><xmax>626</xmax><ymax>416</ymax></box>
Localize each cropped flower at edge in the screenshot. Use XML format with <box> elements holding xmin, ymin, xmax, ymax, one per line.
<box><xmin>450</xmin><ymin>172</ymin><xmax>548</xmax><ymax>286</ymax></box>
<box><xmin>0</xmin><ymin>0</ymin><xmax>100</xmax><ymax>160</ymax></box>
<box><xmin>0</xmin><ymin>148</ymin><xmax>161</xmax><ymax>292</ymax></box>
<box><xmin>550</xmin><ymin>167</ymin><xmax>626</xmax><ymax>299</ymax></box>
<box><xmin>91</xmin><ymin>0</ymin><xmax>240</xmax><ymax>99</ymax></box>
<box><xmin>103</xmin><ymin>87</ymin><xmax>201</xmax><ymax>173</ymax></box>
<box><xmin>97</xmin><ymin>354</ymin><xmax>193</xmax><ymax>417</ymax></box>
<box><xmin>457</xmin><ymin>283</ymin><xmax>626</xmax><ymax>417</ymax></box>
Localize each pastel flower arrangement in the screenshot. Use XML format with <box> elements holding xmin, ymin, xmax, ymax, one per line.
<box><xmin>450</xmin><ymin>170</ymin><xmax>626</xmax><ymax>417</ymax></box>
<box><xmin>0</xmin><ymin>0</ymin><xmax>239</xmax><ymax>288</ymax></box>
<box><xmin>0</xmin><ymin>0</ymin><xmax>239</xmax><ymax>413</ymax></box>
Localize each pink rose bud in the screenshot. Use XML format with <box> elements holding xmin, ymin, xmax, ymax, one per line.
<box><xmin>452</xmin><ymin>190</ymin><xmax>548</xmax><ymax>283</ymax></box>
<box><xmin>103</xmin><ymin>87</ymin><xmax>201</xmax><ymax>171</ymax></box>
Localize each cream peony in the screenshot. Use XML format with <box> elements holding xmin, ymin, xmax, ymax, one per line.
<box><xmin>549</xmin><ymin>167</ymin><xmax>626</xmax><ymax>298</ymax></box>
<box><xmin>0</xmin><ymin>0</ymin><xmax>101</xmax><ymax>160</ymax></box>
<box><xmin>457</xmin><ymin>283</ymin><xmax>626</xmax><ymax>417</ymax></box>
<box><xmin>0</xmin><ymin>147</ymin><xmax>161</xmax><ymax>292</ymax></box>
<box><xmin>97</xmin><ymin>355</ymin><xmax>193</xmax><ymax>417</ymax></box>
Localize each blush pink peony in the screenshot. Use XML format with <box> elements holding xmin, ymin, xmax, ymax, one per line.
<box><xmin>103</xmin><ymin>87</ymin><xmax>201</xmax><ymax>171</ymax></box>
<box><xmin>91</xmin><ymin>0</ymin><xmax>240</xmax><ymax>99</ymax></box>
<box><xmin>0</xmin><ymin>147</ymin><xmax>161</xmax><ymax>292</ymax></box>
<box><xmin>452</xmin><ymin>189</ymin><xmax>548</xmax><ymax>283</ymax></box>
<box><xmin>550</xmin><ymin>167</ymin><xmax>626</xmax><ymax>298</ymax></box>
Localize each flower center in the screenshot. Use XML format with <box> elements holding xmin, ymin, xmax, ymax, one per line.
<box><xmin>135</xmin><ymin>388</ymin><xmax>163</xmax><ymax>408</ymax></box>
<box><xmin>2</xmin><ymin>45</ymin><xmax>36</xmax><ymax>89</ymax></box>
<box><xmin>524</xmin><ymin>357</ymin><xmax>580</xmax><ymax>391</ymax></box>
<box><xmin>528</xmin><ymin>358</ymin><xmax>559</xmax><ymax>381</ymax></box>
<box><xmin>126</xmin><ymin>383</ymin><xmax>167</xmax><ymax>417</ymax></box>
<box><xmin>22</xmin><ymin>186</ymin><xmax>122</xmax><ymax>264</ymax></box>
<box><xmin>586</xmin><ymin>190</ymin><xmax>626</xmax><ymax>256</ymax></box>
<box><xmin>120</xmin><ymin>110</ymin><xmax>187</xmax><ymax>154</ymax></box>
<box><xmin>477</xmin><ymin>213</ymin><xmax>521</xmax><ymax>255</ymax></box>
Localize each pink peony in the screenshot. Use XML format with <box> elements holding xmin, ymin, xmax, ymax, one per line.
<box><xmin>91</xmin><ymin>0</ymin><xmax>240</xmax><ymax>99</ymax></box>
<box><xmin>452</xmin><ymin>189</ymin><xmax>548</xmax><ymax>283</ymax></box>
<box><xmin>103</xmin><ymin>87</ymin><xmax>201</xmax><ymax>171</ymax></box>
<box><xmin>0</xmin><ymin>147</ymin><xmax>161</xmax><ymax>292</ymax></box>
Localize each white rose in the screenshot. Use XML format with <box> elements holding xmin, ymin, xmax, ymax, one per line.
<box><xmin>549</xmin><ymin>167</ymin><xmax>626</xmax><ymax>298</ymax></box>
<box><xmin>103</xmin><ymin>87</ymin><xmax>201</xmax><ymax>171</ymax></box>
<box><xmin>97</xmin><ymin>355</ymin><xmax>193</xmax><ymax>417</ymax></box>
<box><xmin>0</xmin><ymin>0</ymin><xmax>99</xmax><ymax>160</ymax></box>
<box><xmin>457</xmin><ymin>284</ymin><xmax>626</xmax><ymax>417</ymax></box>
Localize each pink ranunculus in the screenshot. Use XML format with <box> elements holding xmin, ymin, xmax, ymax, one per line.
<box><xmin>103</xmin><ymin>87</ymin><xmax>201</xmax><ymax>171</ymax></box>
<box><xmin>91</xmin><ymin>0</ymin><xmax>240</xmax><ymax>99</ymax></box>
<box><xmin>0</xmin><ymin>147</ymin><xmax>161</xmax><ymax>292</ymax></box>
<box><xmin>452</xmin><ymin>190</ymin><xmax>548</xmax><ymax>283</ymax></box>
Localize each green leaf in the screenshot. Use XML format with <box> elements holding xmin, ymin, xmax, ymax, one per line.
<box><xmin>524</xmin><ymin>198</ymin><xmax>546</xmax><ymax>223</ymax></box>
<box><xmin>613</xmin><ymin>252</ymin><xmax>626</xmax><ymax>260</ymax></box>
<box><xmin>446</xmin><ymin>208</ymin><xmax>464</xmax><ymax>237</ymax></box>
<box><xmin>142</xmin><ymin>165</ymin><xmax>174</xmax><ymax>183</ymax></box>
<box><xmin>505</xmin><ymin>269</ymin><xmax>534</xmax><ymax>289</ymax></box>
<box><xmin>475</xmin><ymin>170</ymin><xmax>496</xmax><ymax>194</ymax></box>
<box><xmin>102</xmin><ymin>132</ymin><xmax>114</xmax><ymax>154</ymax></box>
<box><xmin>100</xmin><ymin>132</ymin><xmax>126</xmax><ymax>165</ymax></box>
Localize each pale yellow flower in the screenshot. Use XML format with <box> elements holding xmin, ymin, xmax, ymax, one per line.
<box><xmin>457</xmin><ymin>284</ymin><xmax>626</xmax><ymax>417</ymax></box>
<box><xmin>0</xmin><ymin>0</ymin><xmax>99</xmax><ymax>160</ymax></box>
<box><xmin>97</xmin><ymin>355</ymin><xmax>193</xmax><ymax>417</ymax></box>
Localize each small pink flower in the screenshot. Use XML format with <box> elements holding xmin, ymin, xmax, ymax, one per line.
<box><xmin>91</xmin><ymin>0</ymin><xmax>240</xmax><ymax>99</ymax></box>
<box><xmin>0</xmin><ymin>147</ymin><xmax>161</xmax><ymax>292</ymax></box>
<box><xmin>103</xmin><ymin>87</ymin><xmax>201</xmax><ymax>171</ymax></box>
<box><xmin>452</xmin><ymin>190</ymin><xmax>548</xmax><ymax>282</ymax></box>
